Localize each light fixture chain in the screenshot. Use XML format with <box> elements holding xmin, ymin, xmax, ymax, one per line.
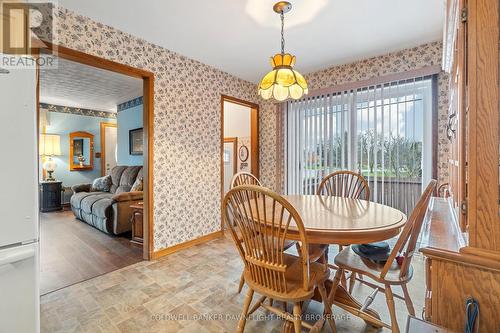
<box><xmin>280</xmin><ymin>11</ymin><xmax>285</xmax><ymax>54</ymax></box>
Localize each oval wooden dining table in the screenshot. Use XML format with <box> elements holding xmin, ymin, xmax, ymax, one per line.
<box><xmin>254</xmin><ymin>194</ymin><xmax>407</xmax><ymax>331</ymax></box>
<box><xmin>276</xmin><ymin>195</ymin><xmax>406</xmax><ymax>245</ymax></box>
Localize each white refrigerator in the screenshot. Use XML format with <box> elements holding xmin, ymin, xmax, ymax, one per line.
<box><xmin>0</xmin><ymin>58</ymin><xmax>40</xmax><ymax>333</ymax></box>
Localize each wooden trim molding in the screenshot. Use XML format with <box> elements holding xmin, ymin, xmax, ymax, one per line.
<box><xmin>420</xmin><ymin>247</ymin><xmax>500</xmax><ymax>272</ymax></box>
<box><xmin>220</xmin><ymin>95</ymin><xmax>259</xmax><ymax>109</ymax></box>
<box><xmin>100</xmin><ymin>122</ymin><xmax>117</xmax><ymax>176</ymax></box>
<box><xmin>35</xmin><ymin>42</ymin><xmax>155</xmax><ymax>260</ymax></box>
<box><xmin>143</xmin><ymin>75</ymin><xmax>154</xmax><ymax>260</ymax></box>
<box><xmin>152</xmin><ymin>231</ymin><xmax>224</xmax><ymax>259</ymax></box>
<box><xmin>250</xmin><ymin>106</ymin><xmax>259</xmax><ymax>178</ymax></box>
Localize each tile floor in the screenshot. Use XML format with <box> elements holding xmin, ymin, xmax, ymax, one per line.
<box><xmin>41</xmin><ymin>236</ymin><xmax>426</xmax><ymax>333</ymax></box>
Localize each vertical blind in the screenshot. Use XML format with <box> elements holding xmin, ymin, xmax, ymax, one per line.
<box><xmin>284</xmin><ymin>75</ymin><xmax>435</xmax><ymax>215</ymax></box>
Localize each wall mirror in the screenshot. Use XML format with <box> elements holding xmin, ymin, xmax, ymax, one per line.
<box><xmin>69</xmin><ymin>131</ymin><xmax>94</xmax><ymax>171</ymax></box>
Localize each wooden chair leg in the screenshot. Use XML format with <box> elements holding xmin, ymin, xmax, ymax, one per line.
<box><xmin>248</xmin><ymin>295</ymin><xmax>266</xmax><ymax>315</ymax></box>
<box><xmin>384</xmin><ymin>285</ymin><xmax>400</xmax><ymax>333</ymax></box>
<box><xmin>328</xmin><ymin>268</ymin><xmax>343</xmax><ymax>304</ymax></box>
<box><xmin>237</xmin><ymin>288</ymin><xmax>254</xmax><ymax>333</ymax></box>
<box><xmin>318</xmin><ymin>281</ymin><xmax>336</xmax><ymax>333</ymax></box>
<box><xmin>340</xmin><ymin>271</ymin><xmax>347</xmax><ymax>288</ymax></box>
<box><xmin>348</xmin><ymin>272</ymin><xmax>356</xmax><ymax>293</ymax></box>
<box><xmin>337</xmin><ymin>246</ymin><xmax>348</xmax><ymax>288</ymax></box>
<box><xmin>292</xmin><ymin>302</ymin><xmax>302</xmax><ymax>333</ymax></box>
<box><xmin>401</xmin><ymin>284</ymin><xmax>415</xmax><ymax>316</ymax></box>
<box><xmin>237</xmin><ymin>271</ymin><xmax>245</xmax><ymax>294</ymax></box>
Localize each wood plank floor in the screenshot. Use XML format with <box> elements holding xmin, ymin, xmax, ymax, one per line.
<box><xmin>40</xmin><ymin>210</ymin><xmax>143</xmax><ymax>295</ymax></box>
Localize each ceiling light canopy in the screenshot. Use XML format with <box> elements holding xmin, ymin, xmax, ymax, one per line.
<box><xmin>246</xmin><ymin>0</ymin><xmax>327</xmax><ymax>28</ymax></box>
<box><xmin>258</xmin><ymin>1</ymin><xmax>308</xmax><ymax>102</ymax></box>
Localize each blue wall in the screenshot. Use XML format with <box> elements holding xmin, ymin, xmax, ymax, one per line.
<box><xmin>43</xmin><ymin>111</ymin><xmax>116</xmax><ymax>187</ymax></box>
<box><xmin>117</xmin><ymin>104</ymin><xmax>143</xmax><ymax>166</ymax></box>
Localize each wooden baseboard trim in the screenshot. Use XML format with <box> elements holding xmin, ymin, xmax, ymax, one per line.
<box><xmin>152</xmin><ymin>230</ymin><xmax>224</xmax><ymax>259</ymax></box>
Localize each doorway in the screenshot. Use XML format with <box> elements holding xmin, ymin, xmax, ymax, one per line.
<box><xmin>220</xmin><ymin>95</ymin><xmax>259</xmax><ymax>227</ymax></box>
<box><xmin>35</xmin><ymin>45</ymin><xmax>154</xmax><ymax>294</ymax></box>
<box><xmin>100</xmin><ymin>122</ymin><xmax>118</xmax><ymax>176</ymax></box>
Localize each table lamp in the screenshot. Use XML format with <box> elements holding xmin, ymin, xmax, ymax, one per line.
<box><xmin>39</xmin><ymin>134</ymin><xmax>61</xmax><ymax>181</ymax></box>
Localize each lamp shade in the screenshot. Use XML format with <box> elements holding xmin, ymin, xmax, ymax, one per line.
<box><xmin>39</xmin><ymin>134</ymin><xmax>61</xmax><ymax>156</ymax></box>
<box><xmin>258</xmin><ymin>53</ymin><xmax>308</xmax><ymax>101</ymax></box>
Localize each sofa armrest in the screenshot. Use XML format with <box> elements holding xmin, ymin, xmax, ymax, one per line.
<box><xmin>112</xmin><ymin>191</ymin><xmax>143</xmax><ymax>203</ymax></box>
<box><xmin>71</xmin><ymin>183</ymin><xmax>92</xmax><ymax>193</ymax></box>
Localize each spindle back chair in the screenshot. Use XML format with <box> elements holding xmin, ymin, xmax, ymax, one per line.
<box><xmin>224</xmin><ymin>185</ymin><xmax>336</xmax><ymax>333</ymax></box>
<box><xmin>330</xmin><ymin>180</ymin><xmax>437</xmax><ymax>333</ymax></box>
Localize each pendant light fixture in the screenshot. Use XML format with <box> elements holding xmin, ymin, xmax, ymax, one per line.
<box><xmin>258</xmin><ymin>1</ymin><xmax>308</xmax><ymax>101</ymax></box>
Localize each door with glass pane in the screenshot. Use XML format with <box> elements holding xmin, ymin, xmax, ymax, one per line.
<box><xmin>285</xmin><ymin>76</ymin><xmax>435</xmax><ymax>215</ymax></box>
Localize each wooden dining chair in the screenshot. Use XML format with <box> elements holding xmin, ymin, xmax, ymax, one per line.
<box><xmin>329</xmin><ymin>179</ymin><xmax>437</xmax><ymax>333</ymax></box>
<box><xmin>317</xmin><ymin>170</ymin><xmax>370</xmax><ymax>200</ymax></box>
<box><xmin>436</xmin><ymin>183</ymin><xmax>450</xmax><ymax>198</ymax></box>
<box><xmin>229</xmin><ymin>172</ymin><xmax>296</xmax><ymax>294</ymax></box>
<box><xmin>231</xmin><ymin>172</ymin><xmax>262</xmax><ymax>188</ymax></box>
<box><xmin>316</xmin><ymin>170</ymin><xmax>370</xmax><ymax>292</ymax></box>
<box><xmin>223</xmin><ymin>185</ymin><xmax>336</xmax><ymax>333</ymax></box>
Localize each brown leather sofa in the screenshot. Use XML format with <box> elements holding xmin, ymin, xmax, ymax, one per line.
<box><xmin>70</xmin><ymin>166</ymin><xmax>143</xmax><ymax>235</ymax></box>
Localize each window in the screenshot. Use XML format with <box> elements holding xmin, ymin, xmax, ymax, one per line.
<box><xmin>284</xmin><ymin>75</ymin><xmax>435</xmax><ymax>214</ymax></box>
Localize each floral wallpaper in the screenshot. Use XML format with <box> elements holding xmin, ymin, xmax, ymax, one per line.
<box><xmin>50</xmin><ymin>7</ymin><xmax>260</xmax><ymax>251</ymax></box>
<box><xmin>263</xmin><ymin>42</ymin><xmax>449</xmax><ymax>193</ymax></box>
<box><xmin>49</xmin><ymin>7</ymin><xmax>447</xmax><ymax>251</ymax></box>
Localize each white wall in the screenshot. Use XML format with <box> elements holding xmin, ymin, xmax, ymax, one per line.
<box><xmin>117</xmin><ymin>104</ymin><xmax>143</xmax><ymax>166</ymax></box>
<box><xmin>223</xmin><ymin>101</ymin><xmax>250</xmax><ymax>138</ymax></box>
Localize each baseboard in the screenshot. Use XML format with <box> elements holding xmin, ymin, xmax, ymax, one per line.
<box><xmin>151</xmin><ymin>230</ymin><xmax>224</xmax><ymax>259</ymax></box>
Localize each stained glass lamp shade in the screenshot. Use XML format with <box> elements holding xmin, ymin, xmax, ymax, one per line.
<box><xmin>258</xmin><ymin>53</ymin><xmax>308</xmax><ymax>101</ymax></box>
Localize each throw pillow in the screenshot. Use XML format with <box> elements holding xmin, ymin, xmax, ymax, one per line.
<box><xmin>91</xmin><ymin>175</ymin><xmax>112</xmax><ymax>192</ymax></box>
<box><xmin>131</xmin><ymin>177</ymin><xmax>143</xmax><ymax>192</ymax></box>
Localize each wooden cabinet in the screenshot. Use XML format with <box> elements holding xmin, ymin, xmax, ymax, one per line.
<box><xmin>40</xmin><ymin>181</ymin><xmax>62</xmax><ymax>212</ymax></box>
<box><xmin>421</xmin><ymin>0</ymin><xmax>500</xmax><ymax>331</ymax></box>
<box><xmin>443</xmin><ymin>0</ymin><xmax>468</xmax><ymax>231</ymax></box>
<box><xmin>130</xmin><ymin>202</ymin><xmax>143</xmax><ymax>245</ymax></box>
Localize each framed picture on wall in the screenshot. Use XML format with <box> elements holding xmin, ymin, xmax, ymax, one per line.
<box><xmin>129</xmin><ymin>127</ymin><xmax>143</xmax><ymax>155</ymax></box>
<box><xmin>238</xmin><ymin>145</ymin><xmax>249</xmax><ymax>162</ymax></box>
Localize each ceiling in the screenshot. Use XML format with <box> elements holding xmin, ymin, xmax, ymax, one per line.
<box><xmin>58</xmin><ymin>0</ymin><xmax>444</xmax><ymax>83</ymax></box>
<box><xmin>40</xmin><ymin>57</ymin><xmax>143</xmax><ymax>112</ymax></box>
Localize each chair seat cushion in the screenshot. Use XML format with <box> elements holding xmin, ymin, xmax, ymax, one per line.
<box><xmin>351</xmin><ymin>242</ymin><xmax>391</xmax><ymax>263</ymax></box>
<box><xmin>335</xmin><ymin>246</ymin><xmax>413</xmax><ymax>284</ymax></box>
